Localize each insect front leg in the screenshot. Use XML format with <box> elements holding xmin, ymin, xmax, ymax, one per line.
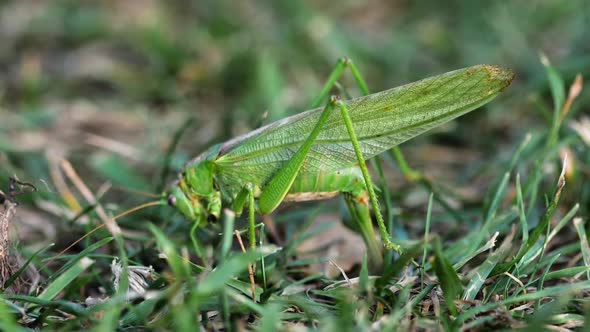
<box><xmin>231</xmin><ymin>183</ymin><xmax>258</xmax><ymax>250</ymax></box>
<box><xmin>247</xmin><ymin>183</ymin><xmax>256</xmax><ymax>250</ymax></box>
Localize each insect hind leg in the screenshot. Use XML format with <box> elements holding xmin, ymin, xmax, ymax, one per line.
<box><xmin>258</xmin><ymin>58</ymin><xmax>401</xmax><ymax>257</ymax></box>
<box><xmin>311</xmin><ymin>57</ymin><xmax>370</xmax><ymax>108</ymax></box>
<box><xmin>313</xmin><ymin>58</ymin><xmax>402</xmax><ymax>253</ymax></box>
<box><xmin>333</xmin><ymin>98</ymin><xmax>401</xmax><ymax>253</ymax></box>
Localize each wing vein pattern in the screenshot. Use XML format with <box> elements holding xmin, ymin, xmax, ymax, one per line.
<box><xmin>209</xmin><ymin>65</ymin><xmax>513</xmax><ymax>197</ymax></box>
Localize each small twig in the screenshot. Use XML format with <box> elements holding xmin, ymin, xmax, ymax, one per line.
<box><xmin>47</xmin><ymin>153</ymin><xmax>83</xmax><ymax>214</ymax></box>
<box><xmin>328</xmin><ymin>258</ymin><xmax>352</xmax><ymax>287</ymax></box>
<box><xmin>85</xmin><ymin>133</ymin><xmax>141</xmax><ymax>161</ymax></box>
<box><xmin>560</xmin><ymin>74</ymin><xmax>583</xmax><ymax>121</ymax></box>
<box><xmin>60</xmin><ymin>159</ymin><xmax>121</xmax><ymax>236</ymax></box>
<box><xmin>234</xmin><ymin>230</ymin><xmax>256</xmax><ymax>301</ymax></box>
<box><xmin>503</xmin><ymin>272</ymin><xmax>527</xmax><ymax>295</ymax></box>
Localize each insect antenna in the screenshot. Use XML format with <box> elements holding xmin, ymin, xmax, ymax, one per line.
<box><xmin>111</xmin><ymin>200</ymin><xmax>164</xmax><ymax>220</ymax></box>
<box><xmin>43</xmin><ymin>200</ymin><xmax>164</xmax><ymax>269</ymax></box>
<box><xmin>4</xmin><ymin>176</ymin><xmax>38</xmax><ymax>204</ymax></box>
<box><xmin>110</xmin><ymin>185</ymin><xmax>161</xmax><ymax>199</ymax></box>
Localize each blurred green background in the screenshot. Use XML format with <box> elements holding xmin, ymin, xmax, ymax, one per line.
<box><xmin>1</xmin><ymin>2</ymin><xmax>590</xmax><ymax>329</ymax></box>
<box><xmin>0</xmin><ymin>0</ymin><xmax>588</xmax><ymax>245</ymax></box>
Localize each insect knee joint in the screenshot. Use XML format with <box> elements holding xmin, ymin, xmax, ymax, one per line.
<box><xmin>329</xmin><ymin>95</ymin><xmax>341</xmax><ymax>104</ymax></box>
<box><xmin>338</xmin><ymin>57</ymin><xmax>351</xmax><ymax>66</ymax></box>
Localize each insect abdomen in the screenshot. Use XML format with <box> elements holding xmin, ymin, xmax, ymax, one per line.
<box><xmin>285</xmin><ymin>166</ymin><xmax>365</xmax><ymax>201</ymax></box>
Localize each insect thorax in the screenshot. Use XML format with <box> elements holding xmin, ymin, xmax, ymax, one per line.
<box><xmin>176</xmin><ymin>161</ymin><xmax>221</xmax><ymax>222</ymax></box>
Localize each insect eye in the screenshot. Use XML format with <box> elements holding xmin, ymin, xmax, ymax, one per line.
<box><xmin>167</xmin><ymin>194</ymin><xmax>177</xmax><ymax>206</ymax></box>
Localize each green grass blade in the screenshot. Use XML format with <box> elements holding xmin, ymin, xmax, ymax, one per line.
<box><xmin>45</xmin><ymin>237</ymin><xmax>113</xmax><ymax>282</ymax></box>
<box><xmin>470</xmin><ymin>172</ymin><xmax>510</xmax><ymax>254</ymax></box>
<box><xmin>573</xmin><ymin>218</ymin><xmax>590</xmax><ymax>280</ymax></box>
<box><xmin>359</xmin><ymin>254</ymin><xmax>369</xmax><ymax>294</ymax></box>
<box><xmin>197</xmin><ymin>246</ymin><xmax>277</xmax><ymax>296</ymax></box>
<box><xmin>518</xmin><ymin>203</ymin><xmax>579</xmax><ymax>272</ymax></box>
<box><xmin>463</xmin><ymin>230</ymin><xmax>515</xmax><ymax>301</ymax></box>
<box><xmin>3</xmin><ymin>243</ymin><xmax>53</xmax><ymax>290</ymax></box>
<box><xmin>38</xmin><ymin>257</ymin><xmax>95</xmax><ymax>301</ymax></box>
<box><xmin>540</xmin><ymin>55</ymin><xmax>566</xmax><ymax>150</ymax></box>
<box><xmin>494</xmin><ymin>161</ymin><xmax>568</xmax><ymax>274</ymax></box>
<box><xmin>516</xmin><ymin>174</ymin><xmax>528</xmax><ymax>244</ymax></box>
<box><xmin>256</xmin><ymin>303</ymin><xmax>283</xmax><ymax>332</ymax></box>
<box><xmin>454</xmin><ymin>281</ymin><xmax>590</xmax><ymax>327</ymax></box>
<box><xmin>0</xmin><ymin>300</ymin><xmax>28</xmax><ymax>332</ymax></box>
<box><xmin>432</xmin><ymin>237</ymin><xmax>461</xmax><ymax>316</ymax></box>
<box><xmin>535</xmin><ymin>253</ymin><xmax>561</xmax><ymax>311</ymax></box>
<box><xmin>421</xmin><ymin>193</ymin><xmax>434</xmax><ymax>287</ymax></box>
<box><xmin>545</xmin><ymin>266</ymin><xmax>589</xmax><ymax>280</ymax></box>
<box><xmin>149</xmin><ymin>224</ymin><xmax>190</xmax><ymax>279</ymax></box>
<box><xmin>120</xmin><ymin>298</ymin><xmax>159</xmax><ymax>327</ymax></box>
<box><xmin>218</xmin><ymin>209</ymin><xmax>235</xmax><ymax>263</ymax></box>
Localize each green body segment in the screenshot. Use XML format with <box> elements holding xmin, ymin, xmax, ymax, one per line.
<box><xmin>168</xmin><ymin>64</ymin><xmax>514</xmax><ymax>224</ymax></box>
<box><xmin>212</xmin><ymin>65</ymin><xmax>512</xmax><ymax>200</ymax></box>
<box><xmin>285</xmin><ymin>166</ymin><xmax>365</xmax><ymax>201</ymax></box>
<box><xmin>184</xmin><ymin>149</ymin><xmax>366</xmax><ymax>206</ymax></box>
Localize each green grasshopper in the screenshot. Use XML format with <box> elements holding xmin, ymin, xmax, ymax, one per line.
<box><xmin>164</xmin><ymin>59</ymin><xmax>514</xmax><ymax>265</ymax></box>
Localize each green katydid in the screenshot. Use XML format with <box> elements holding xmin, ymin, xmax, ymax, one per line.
<box><xmin>164</xmin><ymin>59</ymin><xmax>514</xmax><ymax>265</ymax></box>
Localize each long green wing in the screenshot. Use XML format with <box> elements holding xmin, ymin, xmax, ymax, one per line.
<box><xmin>214</xmin><ymin>65</ymin><xmax>513</xmax><ymax>196</ymax></box>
